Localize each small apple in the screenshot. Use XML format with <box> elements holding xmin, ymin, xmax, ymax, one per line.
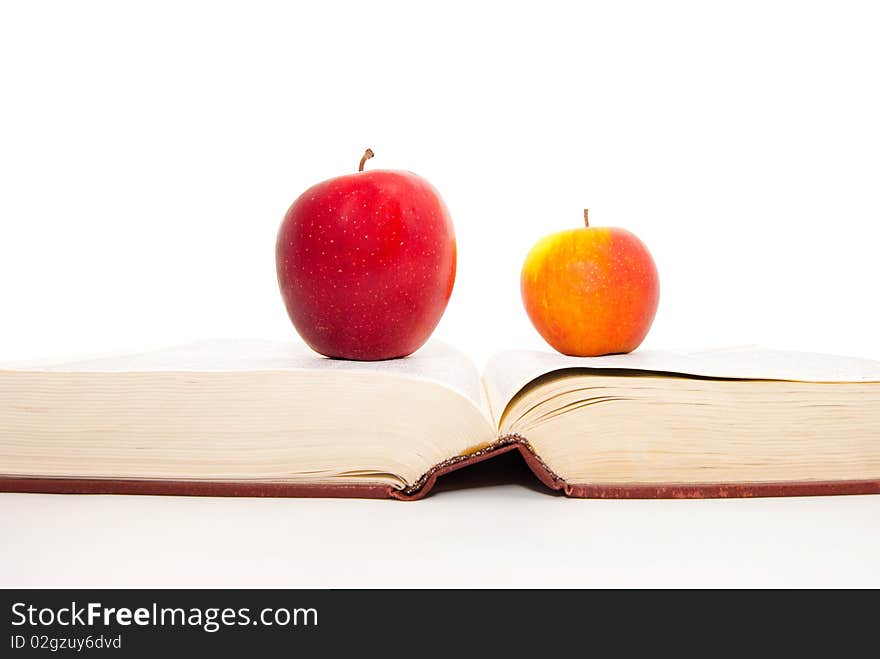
<box><xmin>276</xmin><ymin>149</ymin><xmax>456</xmax><ymax>360</ymax></box>
<box><xmin>521</xmin><ymin>210</ymin><xmax>659</xmax><ymax>356</ymax></box>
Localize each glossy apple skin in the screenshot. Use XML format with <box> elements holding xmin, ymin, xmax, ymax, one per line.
<box><xmin>521</xmin><ymin>227</ymin><xmax>659</xmax><ymax>356</ymax></box>
<box><xmin>276</xmin><ymin>169</ymin><xmax>456</xmax><ymax>360</ymax></box>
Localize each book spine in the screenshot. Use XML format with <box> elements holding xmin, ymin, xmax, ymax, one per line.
<box><xmin>390</xmin><ymin>434</ymin><xmax>566</xmax><ymax>500</ymax></box>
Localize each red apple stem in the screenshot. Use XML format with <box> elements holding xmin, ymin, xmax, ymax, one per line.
<box><xmin>584</xmin><ymin>209</ymin><xmax>589</xmax><ymax>227</ymax></box>
<box><xmin>359</xmin><ymin>148</ymin><xmax>374</xmax><ymax>172</ymax></box>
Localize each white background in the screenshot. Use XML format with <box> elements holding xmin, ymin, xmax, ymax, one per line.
<box><xmin>1</xmin><ymin>1</ymin><xmax>878</xmax><ymax>587</ymax></box>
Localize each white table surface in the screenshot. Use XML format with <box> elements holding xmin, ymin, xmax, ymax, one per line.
<box><xmin>2</xmin><ymin>480</ymin><xmax>879</xmax><ymax>588</ymax></box>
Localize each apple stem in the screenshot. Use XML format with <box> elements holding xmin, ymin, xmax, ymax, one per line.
<box><xmin>584</xmin><ymin>209</ymin><xmax>589</xmax><ymax>227</ymax></box>
<box><xmin>359</xmin><ymin>148</ymin><xmax>374</xmax><ymax>172</ymax></box>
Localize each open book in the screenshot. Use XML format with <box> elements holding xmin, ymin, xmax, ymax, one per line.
<box><xmin>2</xmin><ymin>340</ymin><xmax>879</xmax><ymax>499</ymax></box>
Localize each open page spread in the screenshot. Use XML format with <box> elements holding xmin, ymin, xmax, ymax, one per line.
<box><xmin>483</xmin><ymin>347</ymin><xmax>880</xmax><ymax>425</ymax></box>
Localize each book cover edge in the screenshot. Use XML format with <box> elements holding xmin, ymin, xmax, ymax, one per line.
<box><xmin>1</xmin><ymin>434</ymin><xmax>878</xmax><ymax>499</ymax></box>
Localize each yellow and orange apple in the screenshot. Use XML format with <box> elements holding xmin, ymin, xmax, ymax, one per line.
<box><xmin>521</xmin><ymin>210</ymin><xmax>659</xmax><ymax>356</ymax></box>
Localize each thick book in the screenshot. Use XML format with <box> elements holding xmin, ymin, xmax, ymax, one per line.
<box><xmin>1</xmin><ymin>340</ymin><xmax>879</xmax><ymax>499</ymax></box>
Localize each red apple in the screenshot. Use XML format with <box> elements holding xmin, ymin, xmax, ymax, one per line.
<box><xmin>276</xmin><ymin>149</ymin><xmax>456</xmax><ymax>360</ymax></box>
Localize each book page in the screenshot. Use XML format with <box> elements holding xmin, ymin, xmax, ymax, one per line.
<box><xmin>483</xmin><ymin>347</ymin><xmax>880</xmax><ymax>427</ymax></box>
<box><xmin>3</xmin><ymin>339</ymin><xmax>488</xmax><ymax>418</ymax></box>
